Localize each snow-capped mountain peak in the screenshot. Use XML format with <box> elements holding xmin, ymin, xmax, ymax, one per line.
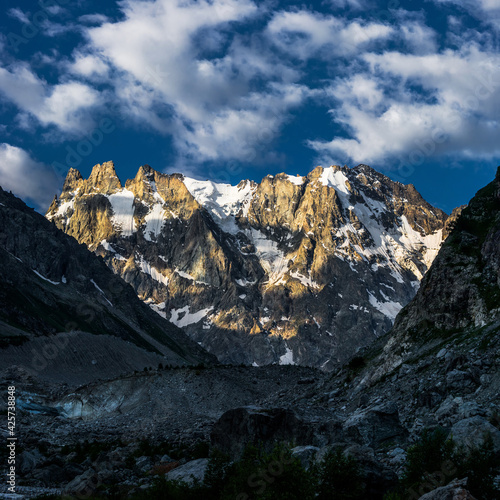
<box><xmin>46</xmin><ymin>162</ymin><xmax>453</xmax><ymax>370</ymax></box>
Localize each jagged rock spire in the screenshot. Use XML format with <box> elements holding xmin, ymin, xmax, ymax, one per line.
<box><xmin>61</xmin><ymin>168</ymin><xmax>83</xmax><ymax>196</ymax></box>
<box><xmin>85</xmin><ymin>161</ymin><xmax>122</xmax><ymax>195</ymax></box>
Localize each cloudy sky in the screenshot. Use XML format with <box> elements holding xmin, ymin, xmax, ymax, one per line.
<box><xmin>0</xmin><ymin>0</ymin><xmax>499</xmax><ymax>213</ymax></box>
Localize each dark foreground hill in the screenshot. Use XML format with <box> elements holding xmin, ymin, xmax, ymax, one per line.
<box><xmin>0</xmin><ymin>186</ymin><xmax>215</xmax><ymax>386</ymax></box>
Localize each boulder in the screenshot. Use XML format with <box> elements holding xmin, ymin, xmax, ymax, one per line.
<box><xmin>418</xmin><ymin>478</ymin><xmax>477</xmax><ymax>499</ymax></box>
<box><xmin>343</xmin><ymin>402</ymin><xmax>407</xmax><ymax>448</ymax></box>
<box><xmin>387</xmin><ymin>447</ymin><xmax>407</xmax><ymax>468</ymax></box>
<box><xmin>211</xmin><ymin>407</ymin><xmax>316</xmax><ymax>459</ymax></box>
<box><xmin>31</xmin><ymin>463</ymin><xmax>79</xmax><ymax>485</ymax></box>
<box><xmin>446</xmin><ymin>370</ymin><xmax>475</xmax><ymax>391</ymax></box>
<box><xmin>18</xmin><ymin>449</ymin><xmax>45</xmax><ymax>474</ymax></box>
<box><xmin>135</xmin><ymin>455</ymin><xmax>153</xmax><ymax>473</ymax></box>
<box><xmin>451</xmin><ymin>416</ymin><xmax>500</xmax><ymax>454</ymax></box>
<box><xmin>166</xmin><ymin>458</ymin><xmax>209</xmax><ymax>485</ymax></box>
<box><xmin>456</xmin><ymin>402</ymin><xmax>485</xmax><ymax>420</ymax></box>
<box><xmin>435</xmin><ymin>397</ymin><xmax>463</xmax><ymax>424</ymax></box>
<box><xmin>64</xmin><ymin>468</ymin><xmax>101</xmax><ymax>497</ymax></box>
<box><xmin>291</xmin><ymin>446</ymin><xmax>319</xmax><ymax>470</ymax></box>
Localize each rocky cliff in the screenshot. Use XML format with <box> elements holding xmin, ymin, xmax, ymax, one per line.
<box><xmin>359</xmin><ymin>167</ymin><xmax>500</xmax><ymax>387</ymax></box>
<box><xmin>0</xmin><ymin>186</ymin><xmax>214</xmax><ymax>382</ymax></box>
<box><xmin>46</xmin><ymin>162</ymin><xmax>450</xmax><ymax>368</ymax></box>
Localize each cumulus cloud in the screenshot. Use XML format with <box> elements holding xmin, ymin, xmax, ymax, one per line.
<box><xmin>173</xmin><ymin>83</ymin><xmax>313</xmax><ymax>162</ymax></box>
<box><xmin>431</xmin><ymin>0</ymin><xmax>500</xmax><ymax>28</ymax></box>
<box><xmin>69</xmin><ymin>52</ymin><xmax>110</xmax><ymax>79</ymax></box>
<box><xmin>0</xmin><ymin>143</ymin><xmax>60</xmax><ymax>211</ymax></box>
<box><xmin>309</xmin><ymin>44</ymin><xmax>500</xmax><ymax>165</ymax></box>
<box><xmin>0</xmin><ymin>63</ymin><xmax>101</xmax><ymax>134</ymax></box>
<box><xmin>266</xmin><ymin>10</ymin><xmax>393</xmax><ymax>59</ymax></box>
<box><xmin>75</xmin><ymin>0</ymin><xmax>313</xmax><ymax>163</ymax></box>
<box><xmin>400</xmin><ymin>21</ymin><xmax>438</xmax><ymax>54</ymax></box>
<box><xmin>0</xmin><ymin>0</ymin><xmax>498</xmax><ymax>177</ymax></box>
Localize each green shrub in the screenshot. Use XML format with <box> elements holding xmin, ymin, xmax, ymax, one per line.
<box><xmin>315</xmin><ymin>447</ymin><xmax>365</xmax><ymax>500</ymax></box>
<box><xmin>399</xmin><ymin>428</ymin><xmax>499</xmax><ymax>500</ymax></box>
<box><xmin>220</xmin><ymin>443</ymin><xmax>316</xmax><ymax>500</ymax></box>
<box><xmin>401</xmin><ymin>427</ymin><xmax>455</xmax><ymax>496</ymax></box>
<box><xmin>203</xmin><ymin>449</ymin><xmax>232</xmax><ymax>500</ymax></box>
<box><xmin>455</xmin><ymin>435</ymin><xmax>500</xmax><ymax>500</ymax></box>
<box><xmin>382</xmin><ymin>493</ymin><xmax>404</xmax><ymax>500</ymax></box>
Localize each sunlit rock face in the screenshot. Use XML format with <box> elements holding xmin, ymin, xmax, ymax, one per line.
<box><xmin>47</xmin><ymin>161</ymin><xmax>451</xmax><ymax>369</ymax></box>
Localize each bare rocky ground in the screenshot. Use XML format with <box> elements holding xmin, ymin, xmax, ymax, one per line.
<box><xmin>0</xmin><ymin>364</ymin><xmax>326</xmax><ymax>498</ymax></box>
<box><xmin>1</xmin><ymin>323</ymin><xmax>498</xmax><ymax>499</ymax></box>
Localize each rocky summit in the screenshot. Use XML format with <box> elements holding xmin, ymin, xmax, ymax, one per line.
<box><xmin>46</xmin><ymin>161</ymin><xmax>453</xmax><ymax>369</ymax></box>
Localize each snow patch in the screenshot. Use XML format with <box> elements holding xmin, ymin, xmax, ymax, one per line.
<box><xmin>136</xmin><ymin>255</ymin><xmax>169</xmax><ymax>287</ymax></box>
<box><xmin>286</xmin><ymin>174</ymin><xmax>305</xmax><ymax>186</ymax></box>
<box><xmin>170</xmin><ymin>305</ymin><xmax>214</xmax><ymax>328</ymax></box>
<box><xmin>90</xmin><ymin>279</ymin><xmax>113</xmax><ymax>307</ymax></box>
<box><xmin>108</xmin><ymin>189</ymin><xmax>136</xmax><ymax>237</ymax></box>
<box><xmin>367</xmin><ymin>291</ymin><xmax>402</xmax><ymax>321</ymax></box>
<box><xmin>53</xmin><ymin>200</ymin><xmax>74</xmax><ymax>218</ymax></box>
<box><xmin>235</xmin><ymin>278</ymin><xmax>257</xmax><ymax>287</ymax></box>
<box><xmin>174</xmin><ymin>269</ymin><xmax>210</xmax><ymax>285</ymax></box>
<box><xmin>144</xmin><ymin>201</ymin><xmax>166</xmax><ymax>241</ymax></box>
<box><xmin>249</xmin><ymin>228</ymin><xmax>288</xmax><ymax>282</ymax></box>
<box><xmin>183</xmin><ymin>177</ymin><xmax>255</xmax><ymax>234</ymax></box>
<box><xmin>101</xmin><ymin>239</ymin><xmax>116</xmax><ymax>253</ymax></box>
<box><xmin>148</xmin><ymin>301</ymin><xmax>167</xmax><ymax>319</ymax></box>
<box><xmin>279</xmin><ymin>345</ymin><xmax>295</xmax><ymax>365</ymax></box>
<box><xmin>290</xmin><ymin>270</ymin><xmax>320</xmax><ymax>289</ymax></box>
<box><xmin>32</xmin><ymin>270</ymin><xmax>60</xmax><ymax>285</ymax></box>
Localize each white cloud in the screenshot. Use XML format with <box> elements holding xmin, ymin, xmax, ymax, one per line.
<box><xmin>266</xmin><ymin>10</ymin><xmax>393</xmax><ymax>59</ymax></box>
<box><xmin>432</xmin><ymin>0</ymin><xmax>500</xmax><ymax>27</ymax></box>
<box><xmin>72</xmin><ymin>0</ymin><xmax>313</xmax><ymax>163</ymax></box>
<box><xmin>1</xmin><ymin>0</ymin><xmax>496</xmax><ymax>175</ymax></box>
<box><xmin>173</xmin><ymin>83</ymin><xmax>313</xmax><ymax>162</ymax></box>
<box><xmin>309</xmin><ymin>44</ymin><xmax>500</xmax><ymax>165</ymax></box>
<box><xmin>8</xmin><ymin>8</ymin><xmax>30</xmax><ymax>24</ymax></box>
<box><xmin>434</xmin><ymin>0</ymin><xmax>499</xmax><ymax>12</ymax></box>
<box><xmin>0</xmin><ymin>63</ymin><xmax>101</xmax><ymax>134</ymax></box>
<box><xmin>400</xmin><ymin>21</ymin><xmax>438</xmax><ymax>54</ymax></box>
<box><xmin>328</xmin><ymin>74</ymin><xmax>384</xmax><ymax>111</ymax></box>
<box><xmin>364</xmin><ymin>46</ymin><xmax>500</xmax><ymax>121</ymax></box>
<box><xmin>69</xmin><ymin>53</ymin><xmax>109</xmax><ymax>78</ymax></box>
<box><xmin>0</xmin><ymin>144</ymin><xmax>60</xmax><ymax>210</ymax></box>
<box><xmin>327</xmin><ymin>0</ymin><xmax>369</xmax><ymax>9</ymax></box>
<box><xmin>78</xmin><ymin>13</ymin><xmax>110</xmax><ymax>24</ymax></box>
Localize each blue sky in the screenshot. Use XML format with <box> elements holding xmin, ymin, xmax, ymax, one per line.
<box><xmin>0</xmin><ymin>0</ymin><xmax>499</xmax><ymax>214</ymax></box>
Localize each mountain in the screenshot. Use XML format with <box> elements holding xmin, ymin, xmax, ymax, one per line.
<box><xmin>0</xmin><ymin>186</ymin><xmax>214</xmax><ymax>385</ymax></box>
<box><xmin>8</xmin><ymin>170</ymin><xmax>500</xmax><ymax>499</ymax></box>
<box><xmin>299</xmin><ymin>168</ymin><xmax>500</xmax><ymax>490</ymax></box>
<box><xmin>360</xmin><ymin>166</ymin><xmax>500</xmax><ymax>387</ymax></box>
<box><xmin>46</xmin><ymin>161</ymin><xmax>451</xmax><ymax>369</ymax></box>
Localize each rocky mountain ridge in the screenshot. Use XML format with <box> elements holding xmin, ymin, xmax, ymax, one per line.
<box><xmin>0</xmin><ymin>186</ymin><xmax>214</xmax><ymax>386</ymax></box>
<box><xmin>47</xmin><ymin>161</ymin><xmax>453</xmax><ymax>369</ymax></box>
